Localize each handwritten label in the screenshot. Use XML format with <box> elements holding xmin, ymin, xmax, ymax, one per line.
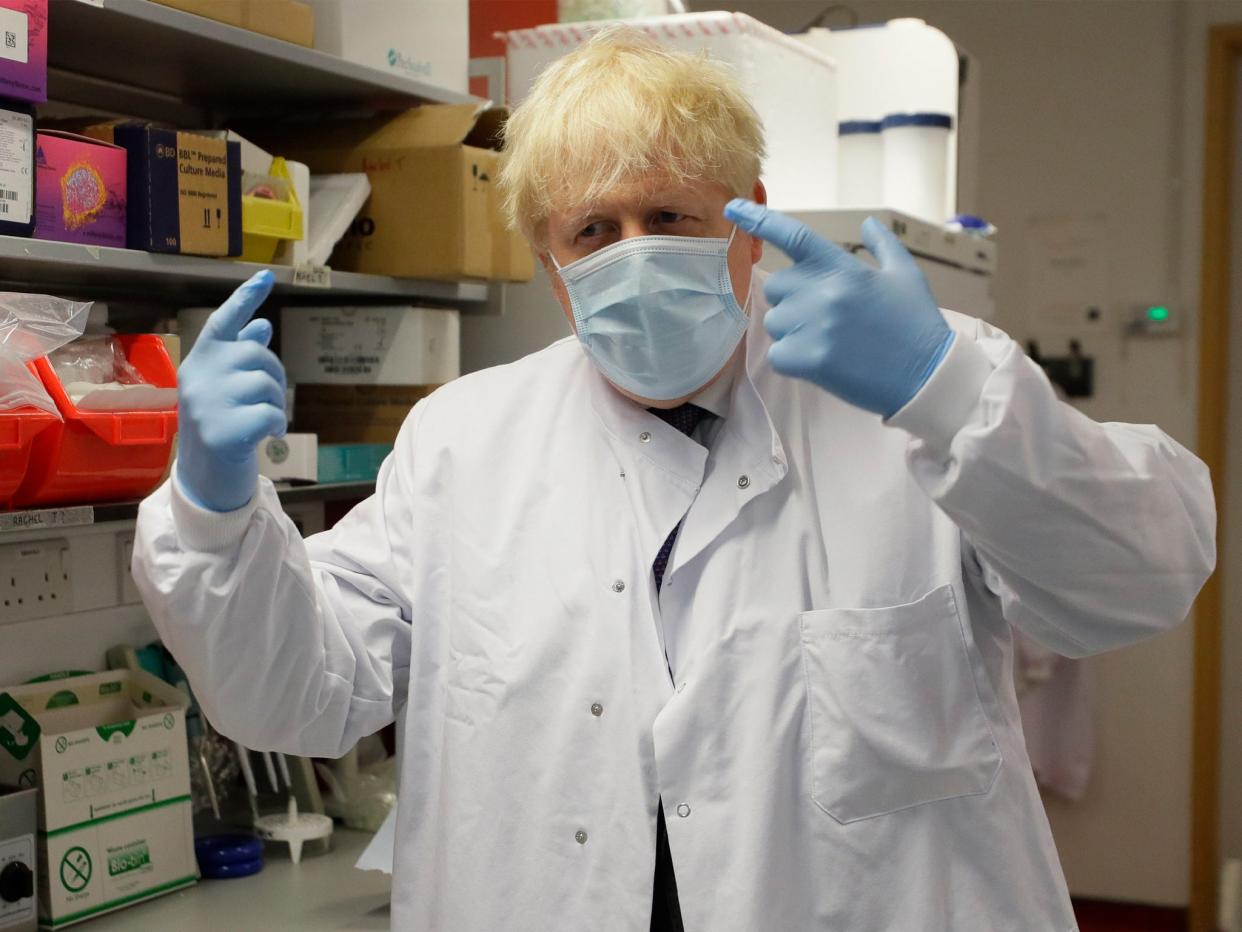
<box><xmin>293</xmin><ymin>264</ymin><xmax>332</xmax><ymax>289</ymax></box>
<box><xmin>0</xmin><ymin>506</ymin><xmax>93</xmax><ymax>533</ymax></box>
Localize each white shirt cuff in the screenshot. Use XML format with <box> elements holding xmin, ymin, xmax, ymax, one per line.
<box><xmin>170</xmin><ymin>465</ymin><xmax>263</xmax><ymax>553</ymax></box>
<box><xmin>885</xmin><ymin>331</ymin><xmax>995</xmax><ymax>457</ymax></box>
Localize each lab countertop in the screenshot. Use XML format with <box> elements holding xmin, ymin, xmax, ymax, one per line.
<box><xmin>83</xmin><ymin>829</ymin><xmax>391</xmax><ymax>931</ymax></box>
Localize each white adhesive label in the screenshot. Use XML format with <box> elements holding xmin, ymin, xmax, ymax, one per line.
<box><xmin>0</xmin><ymin>506</ymin><xmax>93</xmax><ymax>533</ymax></box>
<box><xmin>0</xmin><ymin>108</ymin><xmax>31</xmax><ymax>225</ymax></box>
<box><xmin>0</xmin><ymin>7</ymin><xmax>28</xmax><ymax>65</ymax></box>
<box><xmin>293</xmin><ymin>263</ymin><xmax>332</xmax><ymax>289</ymax></box>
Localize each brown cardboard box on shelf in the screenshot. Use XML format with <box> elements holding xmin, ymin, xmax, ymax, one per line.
<box><xmin>241</xmin><ymin>0</ymin><xmax>314</xmax><ymax>47</ymax></box>
<box><xmin>293</xmin><ymin>384</ymin><xmax>440</xmax><ymax>444</ymax></box>
<box><xmin>151</xmin><ymin>0</ymin><xmax>314</xmax><ymax>47</ymax></box>
<box><xmin>273</xmin><ymin>104</ymin><xmax>534</xmax><ymax>283</ymax></box>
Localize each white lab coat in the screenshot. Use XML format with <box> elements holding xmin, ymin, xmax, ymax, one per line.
<box><xmin>132</xmin><ymin>274</ymin><xmax>1215</xmax><ymax>932</ymax></box>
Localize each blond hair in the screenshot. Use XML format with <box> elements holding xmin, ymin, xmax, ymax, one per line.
<box><xmin>499</xmin><ymin>25</ymin><xmax>765</xmax><ymax>244</ymax></box>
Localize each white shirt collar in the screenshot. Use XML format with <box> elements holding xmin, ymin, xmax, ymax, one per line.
<box><xmin>689</xmin><ymin>357</ymin><xmax>736</xmax><ymax>419</ymax></box>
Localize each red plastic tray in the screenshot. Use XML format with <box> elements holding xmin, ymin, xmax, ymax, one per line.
<box><xmin>12</xmin><ymin>335</ymin><xmax>178</xmax><ymax>508</ymax></box>
<box><xmin>0</xmin><ymin>406</ymin><xmax>61</xmax><ymax>509</ymax></box>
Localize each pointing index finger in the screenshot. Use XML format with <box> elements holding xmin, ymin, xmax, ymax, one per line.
<box><xmin>724</xmin><ymin>199</ymin><xmax>854</xmax><ymax>269</ymax></box>
<box><xmin>202</xmin><ymin>270</ymin><xmax>276</xmax><ymax>341</ymax></box>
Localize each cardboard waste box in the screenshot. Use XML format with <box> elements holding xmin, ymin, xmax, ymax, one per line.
<box><xmin>0</xmin><ymin>671</ymin><xmax>196</xmax><ymax>928</ymax></box>
<box><xmin>276</xmin><ymin>104</ymin><xmax>534</xmax><ymax>283</ymax></box>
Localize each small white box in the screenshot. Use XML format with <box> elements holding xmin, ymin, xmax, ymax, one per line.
<box><xmin>282</xmin><ymin>306</ymin><xmax>461</xmax><ymax>385</ymax></box>
<box><xmin>0</xmin><ymin>671</ymin><xmax>196</xmax><ymax>928</ymax></box>
<box><xmin>257</xmin><ymin>433</ymin><xmax>319</xmax><ymax>482</ymax></box>
<box><xmin>504</xmin><ymin>12</ymin><xmax>838</xmax><ymax>211</ymax></box>
<box><xmin>303</xmin><ymin>0</ymin><xmax>468</xmax><ymax>96</ymax></box>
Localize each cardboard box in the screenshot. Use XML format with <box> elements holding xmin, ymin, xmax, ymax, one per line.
<box><xmin>34</xmin><ymin>131</ymin><xmax>127</xmax><ymax>248</ymax></box>
<box><xmin>83</xmin><ymin>123</ymin><xmax>242</xmax><ymax>257</ymax></box>
<box><xmin>240</xmin><ymin>0</ymin><xmax>313</xmax><ymax>47</ymax></box>
<box><xmin>277</xmin><ymin>105</ymin><xmax>534</xmax><ymax>283</ymax></box>
<box><xmin>151</xmin><ymin>0</ymin><xmax>314</xmax><ymax>47</ymax></box>
<box><xmin>303</xmin><ymin>0</ymin><xmax>465</xmax><ymax>94</ymax></box>
<box><xmin>0</xmin><ymin>0</ymin><xmax>46</xmax><ymax>104</ymax></box>
<box><xmin>293</xmin><ymin>384</ymin><xmax>437</xmax><ymax>444</ymax></box>
<box><xmin>504</xmin><ymin>12</ymin><xmax>839</xmax><ymax>212</ymax></box>
<box><xmin>282</xmin><ymin>306</ymin><xmax>459</xmax><ymax>386</ymax></box>
<box><xmin>0</xmin><ymin>671</ymin><xmax>196</xmax><ymax>928</ymax></box>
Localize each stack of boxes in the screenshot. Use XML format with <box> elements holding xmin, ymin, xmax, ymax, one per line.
<box><xmin>281</xmin><ymin>305</ymin><xmax>462</xmax><ymax>482</ymax></box>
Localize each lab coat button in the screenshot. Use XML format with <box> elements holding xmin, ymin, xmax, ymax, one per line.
<box><xmin>676</xmin><ymin>803</ymin><xmax>691</xmax><ymax>818</ymax></box>
<box><xmin>639</xmin><ymin>431</ymin><xmax>652</xmax><ymax>443</ymax></box>
<box><xmin>611</xmin><ymin>579</ymin><xmax>626</xmax><ymax>593</ymax></box>
<box><xmin>675</xmin><ymin>682</ymin><xmax>686</xmax><ymax>693</ymax></box>
<box><xmin>737</xmin><ymin>474</ymin><xmax>751</xmax><ymax>489</ymax></box>
<box><xmin>590</xmin><ymin>702</ymin><xmax>604</xmax><ymax>716</ymax></box>
<box><xmin>575</xmin><ymin>829</ymin><xmax>588</xmax><ymax>844</ymax></box>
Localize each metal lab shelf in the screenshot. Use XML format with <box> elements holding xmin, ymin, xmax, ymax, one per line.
<box><xmin>0</xmin><ymin>236</ymin><xmax>490</xmax><ymax>305</ymax></box>
<box><xmin>49</xmin><ymin>0</ymin><xmax>478</xmax><ymax>116</ymax></box>
<box><xmin>0</xmin><ymin>481</ymin><xmax>377</xmax><ymax>533</ymax></box>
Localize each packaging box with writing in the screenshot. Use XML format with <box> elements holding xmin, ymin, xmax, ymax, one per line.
<box><xmin>282</xmin><ymin>305</ymin><xmax>459</xmax><ymax>386</ymax></box>
<box><xmin>0</xmin><ymin>0</ymin><xmax>46</xmax><ymax>104</ymax></box>
<box><xmin>83</xmin><ymin>123</ymin><xmax>241</xmax><ymax>257</ymax></box>
<box><xmin>34</xmin><ymin>131</ymin><xmax>127</xmax><ymax>248</ymax></box>
<box><xmin>0</xmin><ymin>671</ymin><xmax>196</xmax><ymax>928</ymax></box>
<box><xmin>303</xmin><ymin>0</ymin><xmax>464</xmax><ymax>94</ymax></box>
<box><xmin>275</xmin><ymin>104</ymin><xmax>533</xmax><ymax>283</ymax></box>
<box><xmin>293</xmin><ymin>383</ymin><xmax>438</xmax><ymax>444</ymax></box>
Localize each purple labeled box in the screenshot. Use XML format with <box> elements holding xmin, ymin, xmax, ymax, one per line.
<box><xmin>34</xmin><ymin>131</ymin><xmax>127</xmax><ymax>248</ymax></box>
<box><xmin>0</xmin><ymin>0</ymin><xmax>46</xmax><ymax>104</ymax></box>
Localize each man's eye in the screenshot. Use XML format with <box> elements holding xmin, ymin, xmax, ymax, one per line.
<box><xmin>578</xmin><ymin>222</ymin><xmax>606</xmax><ymax>239</ymax></box>
<box><xmin>656</xmin><ymin>211</ymin><xmax>686</xmax><ymax>225</ymax></box>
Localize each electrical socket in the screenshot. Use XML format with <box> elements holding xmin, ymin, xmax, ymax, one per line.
<box><xmin>117</xmin><ymin>532</ymin><xmax>140</xmax><ymax>605</ymax></box>
<box><xmin>0</xmin><ymin>538</ymin><xmax>72</xmax><ymax>624</ymax></box>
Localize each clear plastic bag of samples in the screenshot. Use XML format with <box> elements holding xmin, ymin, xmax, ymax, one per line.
<box><xmin>0</xmin><ymin>292</ymin><xmax>92</xmax><ymax>417</ymax></box>
<box><xmin>49</xmin><ymin>335</ymin><xmax>177</xmax><ymax>411</ymax></box>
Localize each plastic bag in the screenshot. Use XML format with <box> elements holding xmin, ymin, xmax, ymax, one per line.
<box><xmin>0</xmin><ymin>293</ymin><xmax>92</xmax><ymax>416</ymax></box>
<box><xmin>50</xmin><ymin>336</ymin><xmax>143</xmax><ymax>387</ymax></box>
<box><xmin>49</xmin><ymin>336</ymin><xmax>177</xmax><ymax>411</ymax></box>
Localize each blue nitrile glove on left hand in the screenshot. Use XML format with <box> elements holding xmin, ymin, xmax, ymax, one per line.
<box><xmin>176</xmin><ymin>270</ymin><xmax>288</xmax><ymax>513</ymax></box>
<box><xmin>723</xmin><ymin>199</ymin><xmax>955</xmax><ymax>418</ymax></box>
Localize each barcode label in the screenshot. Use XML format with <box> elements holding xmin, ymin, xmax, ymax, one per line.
<box><xmin>0</xmin><ymin>202</ymin><xmax>9</xmax><ymax>214</ymax></box>
<box><xmin>0</xmin><ymin>8</ymin><xmax>27</xmax><ymax>64</ymax></box>
<box><xmin>2</xmin><ymin>189</ymin><xmax>18</xmax><ymax>201</ymax></box>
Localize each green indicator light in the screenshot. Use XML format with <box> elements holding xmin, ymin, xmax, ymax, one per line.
<box><xmin>1148</xmin><ymin>306</ymin><xmax>1170</xmax><ymax>322</ymax></box>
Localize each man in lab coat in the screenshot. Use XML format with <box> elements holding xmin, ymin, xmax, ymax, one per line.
<box><xmin>133</xmin><ymin>28</ymin><xmax>1215</xmax><ymax>932</ymax></box>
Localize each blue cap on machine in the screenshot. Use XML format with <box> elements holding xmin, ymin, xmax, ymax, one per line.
<box><xmin>881</xmin><ymin>112</ymin><xmax>954</xmax><ymax>130</ymax></box>
<box><xmin>839</xmin><ymin>120</ymin><xmax>883</xmax><ymax>135</ymax></box>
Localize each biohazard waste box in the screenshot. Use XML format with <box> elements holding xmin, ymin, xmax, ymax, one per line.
<box><xmin>0</xmin><ymin>671</ymin><xmax>195</xmax><ymax>928</ymax></box>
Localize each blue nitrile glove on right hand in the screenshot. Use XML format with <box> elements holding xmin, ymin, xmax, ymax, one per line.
<box><xmin>176</xmin><ymin>270</ymin><xmax>287</xmax><ymax>513</ymax></box>
<box><xmin>723</xmin><ymin>199</ymin><xmax>955</xmax><ymax>419</ymax></box>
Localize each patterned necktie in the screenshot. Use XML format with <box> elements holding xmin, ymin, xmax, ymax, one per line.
<box><xmin>647</xmin><ymin>403</ymin><xmax>714</xmax><ymax>592</ymax></box>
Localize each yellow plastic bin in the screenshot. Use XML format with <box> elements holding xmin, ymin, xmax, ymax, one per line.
<box><xmin>241</xmin><ymin>157</ymin><xmax>304</xmax><ymax>264</ymax></box>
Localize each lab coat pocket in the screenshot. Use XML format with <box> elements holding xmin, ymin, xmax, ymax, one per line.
<box><xmin>799</xmin><ymin>584</ymin><xmax>1002</xmax><ymax>824</ymax></box>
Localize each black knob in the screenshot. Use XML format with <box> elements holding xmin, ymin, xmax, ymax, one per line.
<box><xmin>0</xmin><ymin>860</ymin><xmax>33</xmax><ymax>902</ymax></box>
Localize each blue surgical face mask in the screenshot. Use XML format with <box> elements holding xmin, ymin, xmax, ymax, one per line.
<box><xmin>552</xmin><ymin>229</ymin><xmax>750</xmax><ymax>402</ymax></box>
